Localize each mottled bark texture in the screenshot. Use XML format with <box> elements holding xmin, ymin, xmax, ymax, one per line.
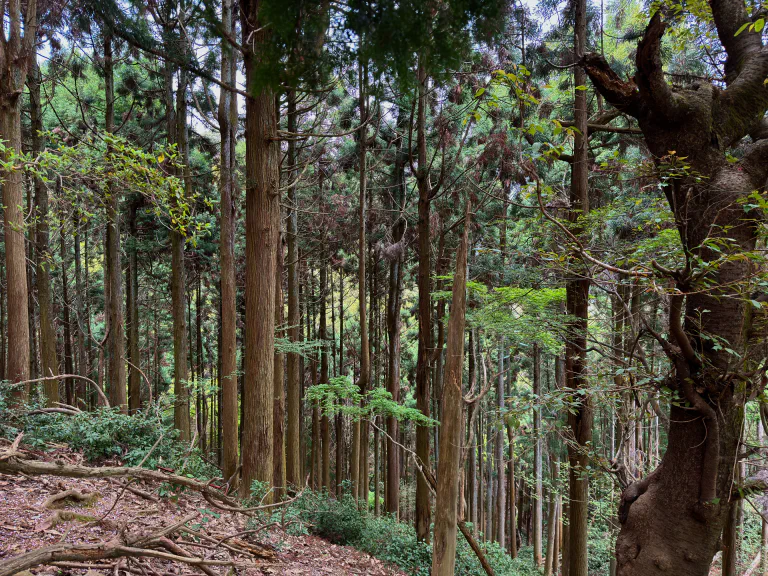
<box><xmin>582</xmin><ymin>5</ymin><xmax>768</xmax><ymax>575</ymax></box>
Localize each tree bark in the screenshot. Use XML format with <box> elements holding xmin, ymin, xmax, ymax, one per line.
<box><xmin>240</xmin><ymin>0</ymin><xmax>279</xmax><ymax>498</ymax></box>
<box><xmin>218</xmin><ymin>0</ymin><xmax>239</xmax><ymax>484</ymax></box>
<box><xmin>565</xmin><ymin>0</ymin><xmax>591</xmax><ymax>572</ymax></box>
<box><xmin>127</xmin><ymin>200</ymin><xmax>141</xmax><ymax>413</ymax></box>
<box><xmin>431</xmin><ymin>202</ymin><xmax>470</xmax><ymax>576</ymax></box>
<box><xmin>273</xmin><ymin>232</ymin><xmax>286</xmax><ymax>497</ymax></box>
<box><xmin>415</xmin><ymin>55</ymin><xmax>433</xmax><ymax>543</ymax></box>
<box><xmin>285</xmin><ymin>90</ymin><xmax>302</xmax><ymax>490</ymax></box>
<box><xmin>320</xmin><ymin>263</ymin><xmax>331</xmax><ymax>492</ymax></box>
<box><xmin>352</xmin><ymin>59</ymin><xmax>371</xmax><ymax>502</ymax></box>
<box><xmin>104</xmin><ymin>32</ymin><xmax>127</xmax><ymax>411</ymax></box>
<box><xmin>533</xmin><ymin>342</ymin><xmax>543</xmax><ymax>565</ymax></box>
<box><xmin>29</xmin><ymin>61</ymin><xmax>58</xmax><ymax>405</ymax></box>
<box><xmin>1</xmin><ymin>0</ymin><xmax>37</xmax><ymax>398</ymax></box>
<box><xmin>580</xmin><ymin>2</ymin><xmax>768</xmax><ymax>573</ymax></box>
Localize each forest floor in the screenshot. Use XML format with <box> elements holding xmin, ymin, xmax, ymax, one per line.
<box><xmin>0</xmin><ymin>446</ymin><xmax>404</xmax><ymax>576</ymax></box>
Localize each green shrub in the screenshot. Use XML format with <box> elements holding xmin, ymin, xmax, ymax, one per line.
<box><xmin>1</xmin><ymin>398</ymin><xmax>215</xmax><ymax>479</ymax></box>
<box><xmin>287</xmin><ymin>487</ymin><xmax>544</xmax><ymax>575</ymax></box>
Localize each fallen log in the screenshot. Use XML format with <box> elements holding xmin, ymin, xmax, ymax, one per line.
<box><xmin>0</xmin><ymin>456</ymin><xmax>237</xmax><ymax>509</ymax></box>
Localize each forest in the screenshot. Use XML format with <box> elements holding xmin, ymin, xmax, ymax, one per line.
<box><xmin>1</xmin><ymin>0</ymin><xmax>768</xmax><ymax>574</ymax></box>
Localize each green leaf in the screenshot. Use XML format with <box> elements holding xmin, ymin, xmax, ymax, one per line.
<box><xmin>574</xmin><ymin>85</ymin><xmax>588</xmax><ymax>91</ymax></box>
<box><xmin>755</xmin><ymin>18</ymin><xmax>765</xmax><ymax>32</ymax></box>
<box><xmin>474</xmin><ymin>87</ymin><xmax>485</xmax><ymax>98</ymax></box>
<box><xmin>734</xmin><ymin>22</ymin><xmax>750</xmax><ymax>36</ymax></box>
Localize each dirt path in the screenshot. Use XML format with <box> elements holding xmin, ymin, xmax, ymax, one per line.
<box><xmin>0</xmin><ymin>449</ymin><xmax>402</xmax><ymax>576</ymax></box>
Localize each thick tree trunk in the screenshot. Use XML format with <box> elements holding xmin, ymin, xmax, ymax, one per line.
<box><xmin>0</xmin><ymin>0</ymin><xmax>35</xmax><ymax>398</ymax></box>
<box><xmin>240</xmin><ymin>0</ymin><xmax>279</xmax><ymax>498</ymax></box>
<box><xmin>580</xmin><ymin>3</ymin><xmax>768</xmax><ymax>573</ymax></box>
<box><xmin>431</xmin><ymin>203</ymin><xmax>469</xmax><ymax>576</ymax></box>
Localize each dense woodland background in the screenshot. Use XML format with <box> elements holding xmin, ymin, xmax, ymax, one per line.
<box><xmin>1</xmin><ymin>0</ymin><xmax>768</xmax><ymax>574</ymax></box>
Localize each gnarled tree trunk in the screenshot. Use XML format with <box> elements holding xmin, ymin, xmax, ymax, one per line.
<box><xmin>583</xmin><ymin>5</ymin><xmax>768</xmax><ymax>575</ymax></box>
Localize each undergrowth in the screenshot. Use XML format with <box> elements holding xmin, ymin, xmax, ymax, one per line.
<box><xmin>263</xmin><ymin>486</ymin><xmax>543</xmax><ymax>576</ymax></box>
<box><xmin>0</xmin><ymin>388</ymin><xmax>216</xmax><ymax>478</ymax></box>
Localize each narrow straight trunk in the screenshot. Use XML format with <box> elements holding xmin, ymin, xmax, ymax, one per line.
<box><xmin>353</xmin><ymin>59</ymin><xmax>370</xmax><ymax>502</ymax></box>
<box><xmin>127</xmin><ymin>200</ymin><xmax>141</xmax><ymax>413</ymax></box>
<box><xmin>273</xmin><ymin>233</ymin><xmax>286</xmax><ymax>497</ymax></box>
<box><xmin>171</xmin><ymin>56</ymin><xmax>191</xmax><ymax>441</ymax></box>
<box><xmin>104</xmin><ymin>32</ymin><xmax>127</xmax><ymax>411</ymax></box>
<box><xmin>73</xmin><ymin>212</ymin><xmax>87</xmax><ymax>393</ymax></box>
<box><xmin>496</xmin><ymin>339</ymin><xmax>506</xmax><ymax>550</ymax></box>
<box><xmin>414</xmin><ymin>56</ymin><xmax>432</xmax><ymax>543</ymax></box>
<box><xmin>240</xmin><ymin>0</ymin><xmax>279</xmax><ymax>497</ymax></box>
<box><xmin>29</xmin><ymin>61</ymin><xmax>58</xmax><ymax>405</ymax></box>
<box><xmin>431</xmin><ymin>203</ymin><xmax>470</xmax><ymax>576</ymax></box>
<box><xmin>386</xmin><ymin>123</ymin><xmax>406</xmax><ymax>515</ymax></box>
<box><xmin>722</xmin><ymin>454</ymin><xmax>742</xmax><ymax>576</ymax></box>
<box><xmin>218</xmin><ymin>0</ymin><xmax>239</xmax><ymax>484</ymax></box>
<box><xmin>60</xmin><ymin>220</ymin><xmax>74</xmax><ymax>405</ymax></box>
<box><xmin>335</xmin><ymin>268</ymin><xmax>345</xmax><ymax>498</ymax></box>
<box><xmin>320</xmin><ymin>264</ymin><xmax>331</xmax><ymax>491</ymax></box>
<box><xmin>544</xmin><ymin>458</ymin><xmax>560</xmax><ymax>576</ymax></box>
<box><xmin>533</xmin><ymin>343</ymin><xmax>543</xmax><ymax>565</ymax></box>
<box><xmin>566</xmin><ymin>0</ymin><xmax>591</xmax><ymax>572</ymax></box>
<box><xmin>285</xmin><ymin>91</ymin><xmax>302</xmax><ymax>489</ymax></box>
<box><xmin>507</xmin><ymin>423</ymin><xmax>518</xmax><ymax>558</ymax></box>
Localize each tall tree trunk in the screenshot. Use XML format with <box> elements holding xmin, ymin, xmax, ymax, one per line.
<box><xmin>352</xmin><ymin>59</ymin><xmax>370</xmax><ymax>502</ymax></box>
<box><xmin>60</xmin><ymin>219</ymin><xmax>74</xmax><ymax>405</ymax></box>
<box><xmin>127</xmin><ymin>200</ymin><xmax>141</xmax><ymax>413</ymax></box>
<box><xmin>533</xmin><ymin>343</ymin><xmax>543</xmax><ymax>565</ymax></box>
<box><xmin>29</xmin><ymin>61</ymin><xmax>58</xmax><ymax>405</ymax></box>
<box><xmin>320</xmin><ymin>263</ymin><xmax>331</xmax><ymax>491</ymax></box>
<box><xmin>273</xmin><ymin>233</ymin><xmax>286</xmax><ymax>497</ymax></box>
<box><xmin>544</xmin><ymin>458</ymin><xmax>560</xmax><ymax>576</ymax></box>
<box><xmin>386</xmin><ymin>117</ymin><xmax>406</xmax><ymax>516</ymax></box>
<box><xmin>240</xmin><ymin>0</ymin><xmax>279</xmax><ymax>497</ymax></box>
<box><xmin>285</xmin><ymin>90</ymin><xmax>302</xmax><ymax>490</ymax></box>
<box><xmin>430</xmin><ymin>203</ymin><xmax>470</xmax><ymax>576</ymax></box>
<box><xmin>104</xmin><ymin>32</ymin><xmax>127</xmax><ymax>411</ymax></box>
<box><xmin>507</xmin><ymin>423</ymin><xmax>517</xmax><ymax>558</ymax></box>
<box><xmin>218</xmin><ymin>0</ymin><xmax>239</xmax><ymax>484</ymax></box>
<box><xmin>1</xmin><ymin>0</ymin><xmax>37</xmax><ymax>397</ymax></box>
<box><xmin>581</xmin><ymin>3</ymin><xmax>768</xmax><ymax>573</ymax></box>
<box><xmin>565</xmin><ymin>0</ymin><xmax>591</xmax><ymax>572</ymax></box>
<box><xmin>171</xmin><ymin>52</ymin><xmax>191</xmax><ymax>440</ymax></box>
<box><xmin>496</xmin><ymin>339</ymin><xmax>506</xmax><ymax>549</ymax></box>
<box><xmin>414</xmin><ymin>56</ymin><xmax>432</xmax><ymax>543</ymax></box>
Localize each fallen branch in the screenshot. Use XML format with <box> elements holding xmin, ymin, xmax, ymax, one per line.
<box><xmin>0</xmin><ymin>456</ymin><xmax>238</xmax><ymax>509</ymax></box>
<box><xmin>43</xmin><ymin>488</ymin><xmax>100</xmax><ymax>509</ymax></box>
<box><xmin>15</xmin><ymin>374</ymin><xmax>110</xmax><ymax>407</ymax></box>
